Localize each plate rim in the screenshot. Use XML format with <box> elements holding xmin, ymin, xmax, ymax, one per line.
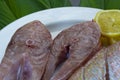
<box><xmin>0</xmin><ymin>7</ymin><xmax>101</xmax><ymax>62</ymax></box>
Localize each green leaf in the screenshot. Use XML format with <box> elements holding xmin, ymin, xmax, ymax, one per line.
<box><xmin>37</xmin><ymin>0</ymin><xmax>71</xmax><ymax>8</ymax></box>
<box><xmin>4</xmin><ymin>0</ymin><xmax>43</xmax><ymax>18</ymax></box>
<box><xmin>80</xmin><ymin>0</ymin><xmax>120</xmax><ymax>9</ymax></box>
<box><xmin>0</xmin><ymin>0</ymin><xmax>72</xmax><ymax>30</ymax></box>
<box><xmin>80</xmin><ymin>0</ymin><xmax>105</xmax><ymax>9</ymax></box>
<box><xmin>37</xmin><ymin>0</ymin><xmax>51</xmax><ymax>8</ymax></box>
<box><xmin>49</xmin><ymin>0</ymin><xmax>71</xmax><ymax>8</ymax></box>
<box><xmin>0</xmin><ymin>0</ymin><xmax>16</xmax><ymax>29</ymax></box>
<box><xmin>104</xmin><ymin>0</ymin><xmax>120</xmax><ymax>9</ymax></box>
<box><xmin>4</xmin><ymin>0</ymin><xmax>71</xmax><ymax>18</ymax></box>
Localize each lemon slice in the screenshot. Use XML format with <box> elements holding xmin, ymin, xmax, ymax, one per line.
<box><xmin>95</xmin><ymin>10</ymin><xmax>120</xmax><ymax>37</ymax></box>
<box><xmin>94</xmin><ymin>10</ymin><xmax>120</xmax><ymax>46</ymax></box>
<box><xmin>109</xmin><ymin>36</ymin><xmax>120</xmax><ymax>44</ymax></box>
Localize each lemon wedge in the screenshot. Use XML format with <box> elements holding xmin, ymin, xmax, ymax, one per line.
<box><xmin>94</xmin><ymin>10</ymin><xmax>120</xmax><ymax>46</ymax></box>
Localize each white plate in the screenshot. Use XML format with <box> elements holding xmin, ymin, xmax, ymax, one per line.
<box><xmin>0</xmin><ymin>7</ymin><xmax>101</xmax><ymax>63</ymax></box>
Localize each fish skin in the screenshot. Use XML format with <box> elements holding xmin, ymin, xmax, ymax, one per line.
<box><xmin>3</xmin><ymin>53</ymin><xmax>32</xmax><ymax>80</ymax></box>
<box><xmin>69</xmin><ymin>42</ymin><xmax>120</xmax><ymax>80</ymax></box>
<box><xmin>0</xmin><ymin>20</ymin><xmax>52</xmax><ymax>80</ymax></box>
<box><xmin>69</xmin><ymin>47</ymin><xmax>106</xmax><ymax>80</ymax></box>
<box><xmin>45</xmin><ymin>21</ymin><xmax>101</xmax><ymax>80</ymax></box>
<box><xmin>106</xmin><ymin>42</ymin><xmax>120</xmax><ymax>80</ymax></box>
